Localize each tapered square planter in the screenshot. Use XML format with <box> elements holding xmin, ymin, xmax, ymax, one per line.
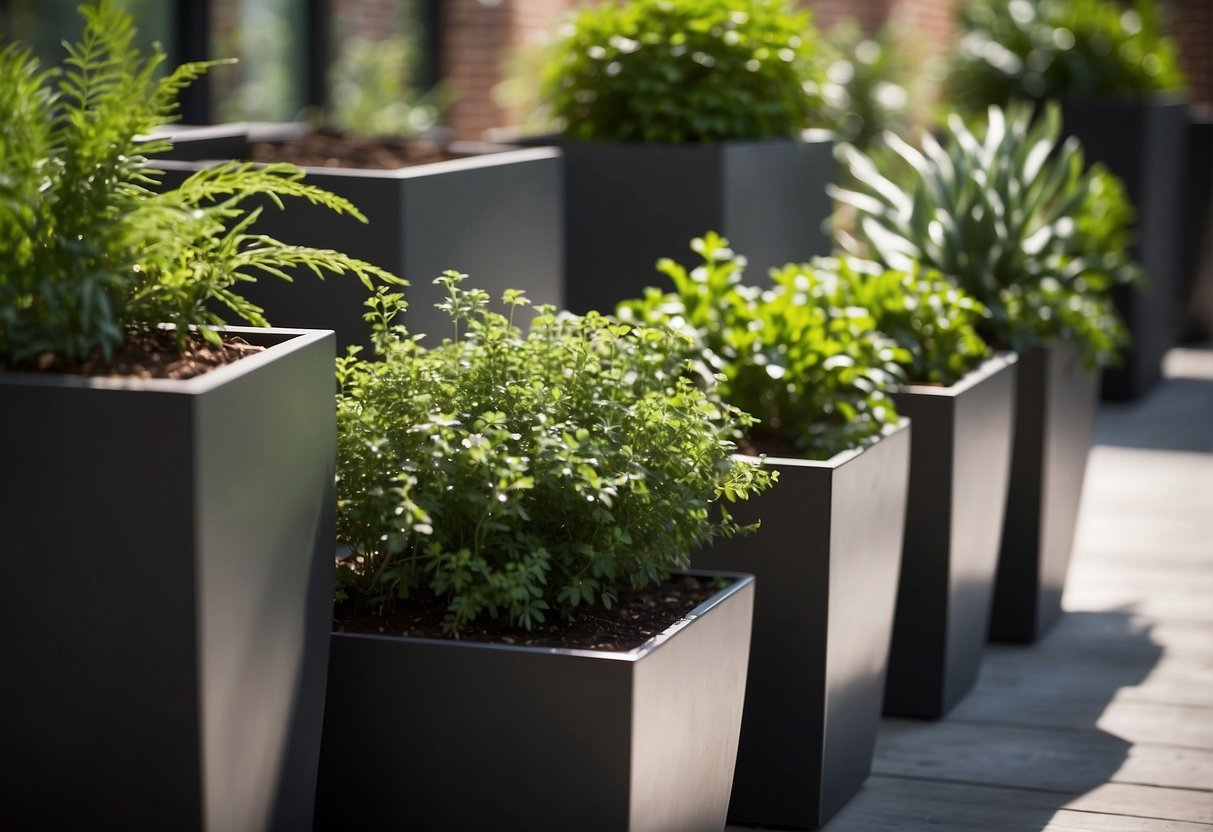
<box><xmin>692</xmin><ymin>423</ymin><xmax>910</xmax><ymax>829</ymax></box>
<box><xmin>559</xmin><ymin>131</ymin><xmax>835</xmax><ymax>314</ymax></box>
<box><xmin>158</xmin><ymin>141</ymin><xmax>563</xmax><ymax>351</ymax></box>
<box><xmin>0</xmin><ymin>328</ymin><xmax>336</xmax><ymax>831</ymax></box>
<box><xmin>990</xmin><ymin>341</ymin><xmax>1099</xmax><ymax>643</ymax></box>
<box><xmin>1062</xmin><ymin>98</ymin><xmax>1188</xmax><ymax>400</ymax></box>
<box><xmin>883</xmin><ymin>355</ymin><xmax>1017</xmax><ymax>718</ymax></box>
<box><xmin>314</xmin><ymin>571</ymin><xmax>754</xmax><ymax>832</ymax></box>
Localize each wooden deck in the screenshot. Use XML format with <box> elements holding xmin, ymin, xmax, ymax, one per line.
<box><xmin>734</xmin><ymin>345</ymin><xmax>1213</xmax><ymax>832</ymax></box>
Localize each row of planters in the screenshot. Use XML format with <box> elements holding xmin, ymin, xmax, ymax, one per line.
<box><xmin>0</xmin><ymin>2</ymin><xmax>1152</xmax><ymax>831</ymax></box>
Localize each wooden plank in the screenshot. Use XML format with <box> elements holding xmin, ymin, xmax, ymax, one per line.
<box><xmin>872</xmin><ymin>720</ymin><xmax>1213</xmax><ymax>792</ymax></box>
<box><xmin>1063</xmin><ymin>782</ymin><xmax>1213</xmax><ymax>825</ymax></box>
<box><xmin>728</xmin><ymin>776</ymin><xmax>1213</xmax><ymax>831</ymax></box>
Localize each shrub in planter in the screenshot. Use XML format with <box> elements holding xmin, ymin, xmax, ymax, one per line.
<box><xmin>834</xmin><ymin>103</ymin><xmax>1136</xmax><ymax>641</ymax></box>
<box><xmin>0</xmin><ymin>3</ymin><xmax>398</xmax><ymax>828</ymax></box>
<box><xmin>620</xmin><ymin>234</ymin><xmax>911</xmax><ymax>827</ymax></box>
<box><xmin>315</xmin><ymin>276</ymin><xmax>773</xmax><ymax>830</ymax></box>
<box><xmin>537</xmin><ymin>0</ymin><xmax>836</xmax><ymax>313</ymax></box>
<box><xmin>813</xmin><ymin>257</ymin><xmax>1018</xmax><ymax>717</ymax></box>
<box><xmin>945</xmin><ymin>0</ymin><xmax>1188</xmax><ymax>400</ymax></box>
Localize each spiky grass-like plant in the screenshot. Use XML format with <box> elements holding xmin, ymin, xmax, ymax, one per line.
<box><xmin>0</xmin><ymin>0</ymin><xmax>400</xmax><ymax>368</ymax></box>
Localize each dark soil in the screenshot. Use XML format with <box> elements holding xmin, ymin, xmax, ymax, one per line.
<box><xmin>334</xmin><ymin>573</ymin><xmax>729</xmax><ymax>652</ymax></box>
<box><xmin>248</xmin><ymin>129</ymin><xmax>463</xmax><ymax>170</ymax></box>
<box><xmin>0</xmin><ymin>331</ymin><xmax>264</xmax><ymax>380</ymax></box>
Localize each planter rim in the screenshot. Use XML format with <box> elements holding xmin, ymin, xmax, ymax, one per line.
<box><xmin>897</xmin><ymin>351</ymin><xmax>1018</xmax><ymax>397</ymax></box>
<box><xmin>156</xmin><ymin>146</ymin><xmax>560</xmax><ymax>181</ymax></box>
<box><xmin>733</xmin><ymin>417</ymin><xmax>910</xmax><ymax>470</ymax></box>
<box><xmin>0</xmin><ymin>325</ymin><xmax>331</xmax><ymax>394</ymax></box>
<box><xmin>332</xmin><ymin>569</ymin><xmax>754</xmax><ymax>663</ymax></box>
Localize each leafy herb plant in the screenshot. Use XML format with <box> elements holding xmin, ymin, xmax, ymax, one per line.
<box><xmin>831</xmin><ymin>103</ymin><xmax>1139</xmax><ymax>366</ymax></box>
<box><xmin>334</xmin><ymin>275</ymin><xmax>774</xmax><ymax>633</ymax></box>
<box><xmin>946</xmin><ymin>0</ymin><xmax>1185</xmax><ymax>111</ymax></box>
<box><xmin>541</xmin><ymin>0</ymin><xmax>824</xmax><ymax>143</ymax></box>
<box><xmin>619</xmin><ymin>233</ymin><xmax>906</xmax><ymax>459</ymax></box>
<box><xmin>0</xmin><ymin>0</ymin><xmax>399</xmax><ymax>368</ymax></box>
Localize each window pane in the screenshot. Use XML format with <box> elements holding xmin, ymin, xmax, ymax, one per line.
<box><xmin>210</xmin><ymin>0</ymin><xmax>307</xmax><ymax>122</ymax></box>
<box><xmin>1</xmin><ymin>0</ymin><xmax>176</xmax><ymax>68</ymax></box>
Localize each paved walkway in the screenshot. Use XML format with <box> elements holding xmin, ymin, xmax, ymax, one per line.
<box><xmin>737</xmin><ymin>346</ymin><xmax>1213</xmax><ymax>831</ymax></box>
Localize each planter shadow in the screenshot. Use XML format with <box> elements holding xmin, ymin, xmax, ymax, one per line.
<box><xmin>693</xmin><ymin>424</ymin><xmax>910</xmax><ymax>829</ymax></box>
<box><xmin>0</xmin><ymin>328</ymin><xmax>336</xmax><ymax>831</ymax></box>
<box><xmin>990</xmin><ymin>342</ymin><xmax>1099</xmax><ymax>643</ymax></box>
<box><xmin>884</xmin><ymin>355</ymin><xmax>1017</xmax><ymax>718</ymax></box>
<box><xmin>314</xmin><ymin>571</ymin><xmax>754</xmax><ymax>832</ymax></box>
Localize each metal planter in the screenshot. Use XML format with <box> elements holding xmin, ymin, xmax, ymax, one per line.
<box><xmin>1062</xmin><ymin>98</ymin><xmax>1189</xmax><ymax>400</ymax></box>
<box><xmin>692</xmin><ymin>424</ymin><xmax>911</xmax><ymax>829</ymax></box>
<box><xmin>560</xmin><ymin>132</ymin><xmax>835</xmax><ymax>314</ymax></box>
<box><xmin>884</xmin><ymin>355</ymin><xmax>1018</xmax><ymax>718</ymax></box>
<box><xmin>314</xmin><ymin>571</ymin><xmax>755</xmax><ymax>832</ymax></box>
<box><xmin>159</xmin><ymin>143</ymin><xmax>563</xmax><ymax>351</ymax></box>
<box><xmin>0</xmin><ymin>328</ymin><xmax>336</xmax><ymax>831</ymax></box>
<box><xmin>990</xmin><ymin>342</ymin><xmax>1099</xmax><ymax>642</ymax></box>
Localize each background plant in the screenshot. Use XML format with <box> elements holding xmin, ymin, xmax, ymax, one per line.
<box><xmin>327</xmin><ymin>34</ymin><xmax>446</xmax><ymax>138</ymax></box>
<box><xmin>831</xmin><ymin>104</ymin><xmax>1139</xmax><ymax>366</ymax></box>
<box><xmin>541</xmin><ymin>0</ymin><xmax>824</xmax><ymax>143</ymax></box>
<box><xmin>817</xmin><ymin>20</ymin><xmax>918</xmax><ymax>151</ymax></box>
<box><xmin>946</xmin><ymin>0</ymin><xmax>1185</xmax><ymax>111</ymax></box>
<box><xmin>620</xmin><ymin>233</ymin><xmax>906</xmax><ymax>459</ymax></box>
<box><xmin>0</xmin><ymin>0</ymin><xmax>400</xmax><ymax>367</ymax></box>
<box><xmin>813</xmin><ymin>256</ymin><xmax>992</xmax><ymax>385</ymax></box>
<box><xmin>335</xmin><ymin>276</ymin><xmax>773</xmax><ymax>633</ymax></box>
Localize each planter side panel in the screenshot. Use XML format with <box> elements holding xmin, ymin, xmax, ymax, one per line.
<box><xmin>886</xmin><ymin>359</ymin><xmax>1016</xmax><ymax>716</ymax></box>
<box><xmin>0</xmin><ymin>386</ymin><xmax>203</xmax><ymax>829</ymax></box>
<box><xmin>820</xmin><ymin>427</ymin><xmax>910</xmax><ymax>822</ymax></box>
<box><xmin>316</xmin><ymin>638</ymin><xmax>632</xmax><ymax>831</ymax></box>
<box><xmin>692</xmin><ymin>466</ymin><xmax>832</xmax><ymax>829</ymax></box>
<box><xmin>629</xmin><ymin>580</ymin><xmax>754</xmax><ymax>832</ymax></box>
<box><xmin>195</xmin><ymin>333</ymin><xmax>336</xmax><ymax>832</ymax></box>
<box><xmin>721</xmin><ymin>137</ymin><xmax>835</xmax><ymax>268</ymax></box>
<box><xmin>992</xmin><ymin>344</ymin><xmax>1098</xmax><ymax>641</ymax></box>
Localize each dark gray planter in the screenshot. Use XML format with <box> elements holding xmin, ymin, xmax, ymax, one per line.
<box><xmin>148</xmin><ymin>122</ymin><xmax>251</xmax><ymax>161</ymax></box>
<box><xmin>559</xmin><ymin>131</ymin><xmax>836</xmax><ymax>314</ymax></box>
<box><xmin>692</xmin><ymin>424</ymin><xmax>911</xmax><ymax>829</ymax></box>
<box><xmin>158</xmin><ymin>144</ymin><xmax>563</xmax><ymax>352</ymax></box>
<box><xmin>314</xmin><ymin>571</ymin><xmax>754</xmax><ymax>832</ymax></box>
<box><xmin>1181</xmin><ymin>106</ymin><xmax>1212</xmax><ymax>342</ymax></box>
<box><xmin>1061</xmin><ymin>98</ymin><xmax>1188</xmax><ymax>401</ymax></box>
<box><xmin>884</xmin><ymin>355</ymin><xmax>1017</xmax><ymax>718</ymax></box>
<box><xmin>0</xmin><ymin>328</ymin><xmax>336</xmax><ymax>831</ymax></box>
<box><xmin>990</xmin><ymin>341</ymin><xmax>1099</xmax><ymax>643</ymax></box>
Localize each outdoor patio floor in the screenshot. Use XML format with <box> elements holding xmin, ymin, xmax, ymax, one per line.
<box><xmin>728</xmin><ymin>344</ymin><xmax>1213</xmax><ymax>832</ymax></box>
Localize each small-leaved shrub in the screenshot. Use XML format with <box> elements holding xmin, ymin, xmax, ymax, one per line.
<box><xmin>0</xmin><ymin>0</ymin><xmax>399</xmax><ymax>367</ymax></box>
<box><xmin>542</xmin><ymin>0</ymin><xmax>823</xmax><ymax>143</ymax></box>
<box><xmin>946</xmin><ymin>0</ymin><xmax>1185</xmax><ymax>110</ymax></box>
<box><xmin>334</xmin><ymin>275</ymin><xmax>774</xmax><ymax>633</ymax></box>
<box><xmin>619</xmin><ymin>232</ymin><xmax>905</xmax><ymax>459</ymax></box>
<box><xmin>813</xmin><ymin>256</ymin><xmax>992</xmax><ymax>385</ymax></box>
<box><xmin>831</xmin><ymin>103</ymin><xmax>1139</xmax><ymax>366</ymax></box>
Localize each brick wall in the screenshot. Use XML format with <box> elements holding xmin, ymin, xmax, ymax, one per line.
<box><xmin>1168</xmin><ymin>0</ymin><xmax>1212</xmax><ymax>105</ymax></box>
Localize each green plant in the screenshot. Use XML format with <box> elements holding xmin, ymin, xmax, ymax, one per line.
<box><xmin>334</xmin><ymin>275</ymin><xmax>774</xmax><ymax>633</ymax></box>
<box><xmin>831</xmin><ymin>103</ymin><xmax>1139</xmax><ymax>367</ymax></box>
<box><xmin>946</xmin><ymin>0</ymin><xmax>1185</xmax><ymax>110</ymax></box>
<box><xmin>541</xmin><ymin>0</ymin><xmax>824</xmax><ymax>143</ymax></box>
<box><xmin>818</xmin><ymin>21</ymin><xmax>916</xmax><ymax>150</ymax></box>
<box><xmin>813</xmin><ymin>256</ymin><xmax>992</xmax><ymax>385</ymax></box>
<box><xmin>619</xmin><ymin>232</ymin><xmax>906</xmax><ymax>459</ymax></box>
<box><xmin>0</xmin><ymin>0</ymin><xmax>400</xmax><ymax>368</ymax></box>
<box><xmin>328</xmin><ymin>34</ymin><xmax>445</xmax><ymax>138</ymax></box>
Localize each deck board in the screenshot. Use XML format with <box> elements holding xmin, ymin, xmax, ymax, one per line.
<box><xmin>728</xmin><ymin>347</ymin><xmax>1213</xmax><ymax>831</ymax></box>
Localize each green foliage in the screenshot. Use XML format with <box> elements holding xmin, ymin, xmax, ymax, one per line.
<box><xmin>813</xmin><ymin>256</ymin><xmax>992</xmax><ymax>385</ymax></box>
<box><xmin>334</xmin><ymin>274</ymin><xmax>774</xmax><ymax>633</ymax></box>
<box><xmin>0</xmin><ymin>1</ymin><xmax>400</xmax><ymax>367</ymax></box>
<box><xmin>328</xmin><ymin>34</ymin><xmax>445</xmax><ymax>138</ymax></box>
<box><xmin>946</xmin><ymin>0</ymin><xmax>1185</xmax><ymax>110</ymax></box>
<box><xmin>818</xmin><ymin>21</ymin><xmax>914</xmax><ymax>150</ymax></box>
<box><xmin>619</xmin><ymin>233</ymin><xmax>905</xmax><ymax>459</ymax></box>
<box><xmin>542</xmin><ymin>0</ymin><xmax>824</xmax><ymax>143</ymax></box>
<box><xmin>831</xmin><ymin>103</ymin><xmax>1139</xmax><ymax>367</ymax></box>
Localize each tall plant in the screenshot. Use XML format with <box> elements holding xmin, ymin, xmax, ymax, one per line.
<box><xmin>831</xmin><ymin>104</ymin><xmax>1139</xmax><ymax>366</ymax></box>
<box><xmin>0</xmin><ymin>0</ymin><xmax>399</xmax><ymax>368</ymax></box>
<box><xmin>541</xmin><ymin>0</ymin><xmax>823</xmax><ymax>143</ymax></box>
